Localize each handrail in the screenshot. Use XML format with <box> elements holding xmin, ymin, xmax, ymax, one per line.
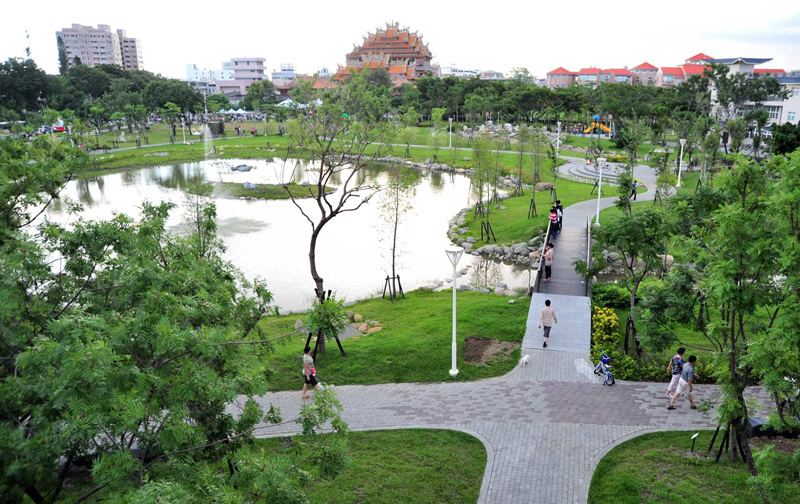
<box><xmin>585</xmin><ymin>212</ymin><xmax>592</xmax><ymax>296</ymax></box>
<box><xmin>534</xmin><ymin>219</ymin><xmax>552</xmax><ymax>294</ymax></box>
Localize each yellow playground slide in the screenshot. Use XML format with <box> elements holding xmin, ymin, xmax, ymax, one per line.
<box><xmin>584</xmin><ymin>122</ymin><xmax>611</xmax><ymax>133</ymax></box>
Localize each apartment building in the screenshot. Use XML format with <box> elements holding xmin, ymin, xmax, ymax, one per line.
<box><xmin>56</xmin><ymin>24</ymin><xmax>143</xmax><ymax>70</ymax></box>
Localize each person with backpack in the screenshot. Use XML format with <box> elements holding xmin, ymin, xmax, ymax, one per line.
<box><xmin>664</xmin><ymin>347</ymin><xmax>685</xmax><ymax>398</ymax></box>
<box><xmin>668</xmin><ymin>355</ymin><xmax>698</xmax><ymax>410</ymax></box>
<box><xmin>301</xmin><ymin>345</ymin><xmax>320</xmax><ymax>399</ymax></box>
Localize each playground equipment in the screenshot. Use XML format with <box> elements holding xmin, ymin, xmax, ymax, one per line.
<box><xmin>584</xmin><ymin>122</ymin><xmax>611</xmax><ymax>134</ymax></box>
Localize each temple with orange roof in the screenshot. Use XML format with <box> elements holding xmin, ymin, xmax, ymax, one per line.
<box><xmin>333</xmin><ymin>22</ymin><xmax>437</xmax><ymax>87</ymax></box>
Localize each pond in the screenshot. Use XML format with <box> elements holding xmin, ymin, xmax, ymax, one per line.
<box><xmin>45</xmin><ymin>158</ymin><xmax>534</xmax><ymax>312</ymax></box>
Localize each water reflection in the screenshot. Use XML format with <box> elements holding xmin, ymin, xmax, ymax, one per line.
<box><xmin>46</xmin><ymin>158</ymin><xmax>533</xmax><ymax>311</ymax></box>
<box><xmin>466</xmin><ymin>256</ymin><xmax>534</xmax><ymax>291</ymax></box>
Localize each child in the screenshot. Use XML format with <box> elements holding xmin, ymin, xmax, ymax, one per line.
<box><xmin>664</xmin><ymin>347</ymin><xmax>685</xmax><ymax>398</ymax></box>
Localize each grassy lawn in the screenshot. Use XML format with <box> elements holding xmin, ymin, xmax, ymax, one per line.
<box><xmin>213</xmin><ymin>181</ymin><xmax>333</xmax><ymax>200</ymax></box>
<box><xmin>588</xmin><ymin>431</ymin><xmax>798</xmax><ymax>504</ymax></box>
<box><xmin>261</xmin><ymin>429</ymin><xmax>486</xmax><ymax>504</ymax></box>
<box><xmin>90</xmin><ymin>121</ymin><xmax>272</xmax><ymax>147</ymax></box>
<box><xmin>597</xmin><ymin>170</ymin><xmax>701</xmax><ymax>226</ymax></box>
<box><xmin>260</xmin><ymin>289</ymin><xmax>530</xmax><ymax>391</ymax></box>
<box><xmin>454</xmin><ymin>177</ymin><xmax>595</xmax><ymax>247</ymax></box>
<box><xmin>54</xmin><ymin>429</ymin><xmax>486</xmax><ymax>503</ymax></box>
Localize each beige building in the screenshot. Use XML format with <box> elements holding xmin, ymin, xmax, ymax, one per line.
<box><xmin>117</xmin><ymin>30</ymin><xmax>144</xmax><ymax>71</ymax></box>
<box><xmin>56</xmin><ymin>24</ymin><xmax>143</xmax><ymax>70</ymax></box>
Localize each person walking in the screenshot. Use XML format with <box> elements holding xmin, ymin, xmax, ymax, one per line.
<box><xmin>301</xmin><ymin>345</ymin><xmax>320</xmax><ymax>399</ymax></box>
<box><xmin>555</xmin><ymin>200</ymin><xmax>564</xmax><ymax>231</ymax></box>
<box><xmin>543</xmin><ymin>243</ymin><xmax>554</xmax><ymax>283</ymax></box>
<box><xmin>538</xmin><ymin>299</ymin><xmax>558</xmax><ymax>348</ymax></box>
<box><xmin>631</xmin><ymin>180</ymin><xmax>638</xmax><ymax>201</ymax></box>
<box><xmin>549</xmin><ymin>207</ymin><xmax>559</xmax><ymax>239</ymax></box>
<box><xmin>668</xmin><ymin>355</ymin><xmax>698</xmax><ymax>410</ymax></box>
<box><xmin>664</xmin><ymin>347</ymin><xmax>686</xmax><ymax>398</ymax></box>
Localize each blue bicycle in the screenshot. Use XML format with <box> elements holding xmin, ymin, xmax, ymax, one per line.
<box><xmin>593</xmin><ymin>351</ymin><xmax>615</xmax><ymax>386</ymax></box>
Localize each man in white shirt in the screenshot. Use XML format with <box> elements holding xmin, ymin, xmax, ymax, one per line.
<box><xmin>538</xmin><ymin>299</ymin><xmax>558</xmax><ymax>348</ymax></box>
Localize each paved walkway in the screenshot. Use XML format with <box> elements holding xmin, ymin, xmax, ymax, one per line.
<box><xmin>248</xmin><ymin>350</ymin><xmax>770</xmax><ymax>504</ymax></box>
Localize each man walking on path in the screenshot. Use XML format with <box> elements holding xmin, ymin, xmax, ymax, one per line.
<box><xmin>555</xmin><ymin>200</ymin><xmax>564</xmax><ymax>231</ymax></box>
<box><xmin>538</xmin><ymin>299</ymin><xmax>558</xmax><ymax>348</ymax></box>
<box><xmin>668</xmin><ymin>355</ymin><xmax>697</xmax><ymax>410</ymax></box>
<box><xmin>631</xmin><ymin>180</ymin><xmax>638</xmax><ymax>201</ymax></box>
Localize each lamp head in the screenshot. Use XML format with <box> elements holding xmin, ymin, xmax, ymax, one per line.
<box><xmin>680</xmin><ymin>138</ymin><xmax>687</xmax><ymax>146</ymax></box>
<box><xmin>445</xmin><ymin>246</ymin><xmax>464</xmax><ymax>266</ymax></box>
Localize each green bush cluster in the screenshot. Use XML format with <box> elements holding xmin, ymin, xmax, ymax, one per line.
<box><xmin>590</xmin><ymin>282</ymin><xmax>629</xmax><ymax>309</ymax></box>
<box><xmin>606</xmin><ymin>154</ymin><xmax>629</xmax><ymax>163</ymax></box>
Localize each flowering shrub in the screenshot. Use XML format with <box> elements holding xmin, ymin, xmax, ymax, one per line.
<box><xmin>592</xmin><ymin>306</ymin><xmax>619</xmax><ymax>350</ymax></box>
<box><xmin>606</xmin><ymin>154</ymin><xmax>629</xmax><ymax>163</ymax></box>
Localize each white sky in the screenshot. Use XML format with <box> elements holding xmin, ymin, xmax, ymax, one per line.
<box><xmin>2</xmin><ymin>0</ymin><xmax>799</xmax><ymax>80</ymax></box>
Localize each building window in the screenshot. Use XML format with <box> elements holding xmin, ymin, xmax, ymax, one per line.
<box><xmin>664</xmin><ymin>75</ymin><xmax>674</xmax><ymax>83</ymax></box>
<box><xmin>793</xmin><ymin>88</ymin><xmax>800</xmax><ymax>97</ymax></box>
<box><xmin>789</xmin><ymin>111</ymin><xmax>796</xmax><ymax>122</ymax></box>
<box><xmin>767</xmin><ymin>106</ymin><xmax>781</xmax><ymax>121</ymax></box>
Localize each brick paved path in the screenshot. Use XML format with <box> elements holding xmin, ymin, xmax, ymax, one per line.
<box><xmin>248</xmin><ymin>348</ymin><xmax>770</xmax><ymax>504</ymax></box>
<box><xmin>244</xmin><ymin>166</ymin><xmax>764</xmax><ymax>503</ymax></box>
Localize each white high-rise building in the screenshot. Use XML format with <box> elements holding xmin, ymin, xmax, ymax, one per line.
<box><xmin>56</xmin><ymin>24</ymin><xmax>144</xmax><ymax>70</ymax></box>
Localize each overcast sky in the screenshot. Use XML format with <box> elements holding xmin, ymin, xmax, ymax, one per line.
<box><xmin>2</xmin><ymin>0</ymin><xmax>799</xmax><ymax>80</ymax></box>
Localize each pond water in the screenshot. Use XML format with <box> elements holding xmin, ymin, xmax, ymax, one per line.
<box><xmin>45</xmin><ymin>158</ymin><xmax>534</xmax><ymax>312</ymax></box>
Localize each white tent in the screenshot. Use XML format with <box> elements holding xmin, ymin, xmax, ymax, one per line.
<box><xmin>225</xmin><ymin>108</ymin><xmax>236</xmax><ymax>114</ymax></box>
<box><xmin>276</xmin><ymin>99</ymin><xmax>297</xmax><ymax>109</ymax></box>
<box><xmin>235</xmin><ymin>108</ymin><xmax>246</xmax><ymax>114</ymax></box>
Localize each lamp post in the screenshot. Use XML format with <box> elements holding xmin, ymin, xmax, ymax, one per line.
<box><xmin>445</xmin><ymin>246</ymin><xmax>464</xmax><ymax>377</ymax></box>
<box><xmin>448</xmin><ymin>117</ymin><xmax>453</xmax><ymax>148</ymax></box>
<box><xmin>181</xmin><ymin>119</ymin><xmax>187</xmax><ymax>144</ymax></box>
<box><xmin>676</xmin><ymin>138</ymin><xmax>687</xmax><ymax>188</ymax></box>
<box><xmin>595</xmin><ymin>157</ymin><xmax>606</xmax><ymax>227</ymax></box>
<box><xmin>556</xmin><ymin>121</ymin><xmax>561</xmax><ymax>156</ymax></box>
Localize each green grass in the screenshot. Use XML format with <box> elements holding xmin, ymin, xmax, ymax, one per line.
<box><xmin>260</xmin><ymin>290</ymin><xmax>530</xmax><ymax>391</ymax></box>
<box><xmin>214</xmin><ymin>181</ymin><xmax>333</xmax><ymax>200</ymax></box>
<box><xmin>90</xmin><ymin>121</ymin><xmax>272</xmax><ymax>147</ymax></box>
<box><xmin>454</xmin><ymin>177</ymin><xmax>595</xmax><ymax>247</ymax></box>
<box><xmin>54</xmin><ymin>429</ymin><xmax>486</xmax><ymax>503</ymax></box>
<box><xmin>260</xmin><ymin>429</ymin><xmax>486</xmax><ymax>504</ymax></box>
<box><xmin>588</xmin><ymin>431</ymin><xmax>798</xmax><ymax>504</ymax></box>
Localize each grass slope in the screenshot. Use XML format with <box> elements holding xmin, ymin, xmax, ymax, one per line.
<box><xmin>260</xmin><ymin>290</ymin><xmax>530</xmax><ymax>391</ymax></box>
<box><xmin>588</xmin><ymin>431</ymin><xmax>798</xmax><ymax>504</ymax></box>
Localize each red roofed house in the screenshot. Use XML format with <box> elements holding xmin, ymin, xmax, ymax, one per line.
<box><xmin>679</xmin><ymin>64</ymin><xmax>711</xmax><ymax>79</ymax></box>
<box><xmin>576</xmin><ymin>67</ymin><xmax>600</xmax><ymax>87</ymax></box>
<box><xmin>546</xmin><ymin>67</ymin><xmax>576</xmax><ymax>88</ymax></box>
<box><xmin>630</xmin><ymin>62</ymin><xmax>658</xmax><ymax>85</ymax></box>
<box><xmin>754</xmin><ymin>69</ymin><xmax>787</xmax><ymax>77</ymax></box>
<box><xmin>599</xmin><ymin>68</ymin><xmax>634</xmax><ymax>84</ymax></box>
<box><xmin>685</xmin><ymin>53</ymin><xmax>714</xmax><ymax>64</ymax></box>
<box><xmin>657</xmin><ymin>67</ymin><xmax>685</xmax><ymax>86</ymax></box>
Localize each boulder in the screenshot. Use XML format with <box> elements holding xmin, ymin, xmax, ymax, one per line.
<box><xmin>536</xmin><ymin>182</ymin><xmax>554</xmax><ymax>190</ymax></box>
<box><xmin>466</xmin><ymin>236</ymin><xmax>477</xmax><ymax>243</ymax></box>
<box><xmin>457</xmin><ymin>238</ymin><xmax>465</xmax><ymax>245</ymax></box>
<box><xmin>657</xmin><ymin>254</ymin><xmax>675</xmax><ymax>269</ymax></box>
<box><xmin>509</xmin><ymin>299</ymin><xmax>516</xmax><ymax>304</ymax></box>
<box><xmin>458</xmin><ymin>227</ymin><xmax>469</xmax><ymax>233</ymax></box>
<box><xmin>367</xmin><ymin>326</ymin><xmax>383</xmax><ymax>334</ymax></box>
<box><xmin>462</xmin><ymin>157</ymin><xmax>471</xmax><ymax>161</ymax></box>
<box><xmin>294</xmin><ymin>319</ymin><xmax>304</xmax><ymax>330</ymax></box>
<box><xmin>511</xmin><ymin>243</ymin><xmax>530</xmax><ymax>255</ymax></box>
<box><xmin>358</xmin><ymin>322</ymin><xmax>369</xmax><ymax>333</ymax></box>
<box><xmin>346</xmin><ymin>310</ymin><xmax>354</xmax><ymax>321</ymax></box>
<box><xmin>607</xmin><ymin>252</ymin><xmax>620</xmax><ymax>262</ymax></box>
<box><xmin>496</xmin><ymin>283</ymin><xmax>509</xmax><ymax>291</ymax></box>
<box><xmin>354</xmin><ymin>313</ymin><xmax>364</xmax><ymax>323</ymax></box>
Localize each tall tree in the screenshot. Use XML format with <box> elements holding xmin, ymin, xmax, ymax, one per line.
<box><xmin>56</xmin><ymin>36</ymin><xmax>68</xmax><ymax>75</ymax></box>
<box><xmin>282</xmin><ymin>72</ymin><xmax>391</xmax><ymax>350</ymax></box>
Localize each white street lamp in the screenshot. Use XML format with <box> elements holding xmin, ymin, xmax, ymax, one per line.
<box><xmin>556</xmin><ymin>121</ymin><xmax>562</xmax><ymax>156</ymax></box>
<box><xmin>676</xmin><ymin>138</ymin><xmax>687</xmax><ymax>188</ymax></box>
<box><xmin>181</xmin><ymin>120</ymin><xmax>187</xmax><ymax>144</ymax></box>
<box><xmin>449</xmin><ymin>117</ymin><xmax>453</xmax><ymax>148</ymax></box>
<box><xmin>445</xmin><ymin>246</ymin><xmax>464</xmax><ymax>377</ymax></box>
<box><xmin>595</xmin><ymin>157</ymin><xmax>606</xmax><ymax>227</ymax></box>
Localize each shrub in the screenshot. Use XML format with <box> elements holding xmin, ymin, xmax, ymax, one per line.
<box><xmin>606</xmin><ymin>154</ymin><xmax>628</xmax><ymax>163</ymax></box>
<box><xmin>591</xmin><ymin>282</ymin><xmax>629</xmax><ymax>309</ymax></box>
<box><xmin>591</xmin><ymin>306</ymin><xmax>620</xmax><ymax>350</ymax></box>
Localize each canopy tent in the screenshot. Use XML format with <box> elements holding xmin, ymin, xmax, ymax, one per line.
<box><xmin>235</xmin><ymin>108</ymin><xmax>246</xmax><ymax>114</ymax></box>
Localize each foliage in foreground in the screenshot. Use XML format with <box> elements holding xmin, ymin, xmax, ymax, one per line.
<box><xmin>0</xmin><ymin>137</ymin><xmax>347</xmax><ymax>503</ymax></box>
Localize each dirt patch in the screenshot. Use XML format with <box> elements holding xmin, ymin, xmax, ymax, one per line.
<box><xmin>464</xmin><ymin>336</ymin><xmax>518</xmax><ymax>366</ymax></box>
<box><xmin>751</xmin><ymin>436</ymin><xmax>798</xmax><ymax>455</ymax></box>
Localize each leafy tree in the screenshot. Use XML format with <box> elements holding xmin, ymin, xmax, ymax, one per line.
<box><xmin>143</xmin><ymin>79</ymin><xmax>201</xmax><ymax>112</ymax></box>
<box><xmin>207</xmin><ymin>93</ymin><xmax>232</xmax><ymax>113</ymax></box>
<box><xmin>68</xmin><ymin>64</ymin><xmax>112</xmax><ymax>100</ymax></box>
<box><xmin>399</xmin><ymin>126</ymin><xmax>416</xmax><ymax>158</ymax></box>
<box><xmin>0</xmin><ymin>58</ymin><xmax>54</xmax><ymax>112</ymax></box>
<box><xmin>241</xmin><ymin>79</ymin><xmax>278</xmax><ymax>110</ymax></box>
<box><xmin>281</xmin><ymin>71</ymin><xmax>391</xmax><ymax>350</ymax></box>
<box><xmin>430</xmin><ymin>127</ymin><xmax>444</xmax><ymax>162</ymax></box>
<box><xmin>769</xmin><ymin>121</ymin><xmax>800</xmax><ymax>156</ymax></box>
<box><xmin>364</xmin><ymin>68</ymin><xmax>392</xmax><ymax>89</ymax></box>
<box><xmin>87</xmin><ymin>105</ymin><xmax>107</xmax><ymax>137</ymax></box>
<box><xmin>378</xmin><ymin>165</ymin><xmax>418</xmax><ymax>300</ymax></box>
<box><xmin>728</xmin><ymin>118</ymin><xmax>747</xmax><ymax>154</ymax></box>
<box><xmin>56</xmin><ymin>36</ymin><xmax>68</xmax><ymax>75</ymax></box>
<box><xmin>160</xmin><ymin>101</ymin><xmax>182</xmax><ymax>138</ymax></box>
<box><xmin>0</xmin><ymin>137</ymin><xmax>348</xmax><ymax>503</ymax></box>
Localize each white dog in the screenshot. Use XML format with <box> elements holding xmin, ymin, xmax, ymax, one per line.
<box><xmin>520</xmin><ymin>354</ymin><xmax>530</xmax><ymax>366</ymax></box>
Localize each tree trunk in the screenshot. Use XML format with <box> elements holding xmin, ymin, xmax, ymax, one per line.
<box><xmin>309</xmin><ymin>228</ymin><xmax>327</xmax><ymax>352</ymax></box>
